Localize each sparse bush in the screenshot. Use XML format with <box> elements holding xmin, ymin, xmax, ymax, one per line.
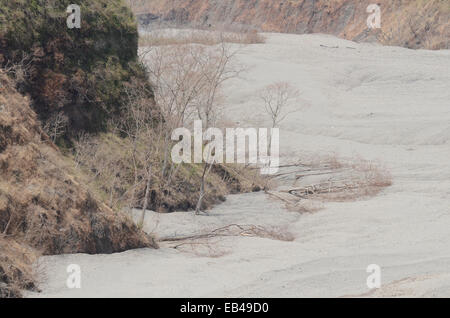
<box><xmin>43</xmin><ymin>111</ymin><xmax>69</xmax><ymax>143</ymax></box>
<box><xmin>0</xmin><ymin>239</ymin><xmax>38</xmax><ymax>298</ymax></box>
<box><xmin>139</xmin><ymin>29</ymin><xmax>265</xmax><ymax>47</ymax></box>
<box><xmin>268</xmin><ymin>155</ymin><xmax>392</xmax><ymax>213</ymax></box>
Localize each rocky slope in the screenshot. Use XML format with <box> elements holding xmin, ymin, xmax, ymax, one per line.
<box><xmin>134</xmin><ymin>0</ymin><xmax>450</xmax><ymax>50</ymax></box>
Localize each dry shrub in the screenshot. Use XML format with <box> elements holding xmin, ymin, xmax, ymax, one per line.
<box><xmin>423</xmin><ymin>32</ymin><xmax>449</xmax><ymax>51</ymax></box>
<box><xmin>73</xmin><ymin>133</ymin><xmax>264</xmax><ymax>213</ymax></box>
<box><xmin>377</xmin><ymin>2</ymin><xmax>450</xmax><ymax>50</ymax></box>
<box><xmin>42</xmin><ymin>111</ymin><xmax>69</xmax><ymax>143</ymax></box>
<box><xmin>0</xmin><ymin>239</ymin><xmax>38</xmax><ymax>298</ymax></box>
<box><xmin>2</xmin><ymin>53</ymin><xmax>32</xmax><ymax>88</ymax></box>
<box><xmin>292</xmin><ymin>158</ymin><xmax>392</xmax><ymax>202</ymax></box>
<box><xmin>270</xmin><ymin>155</ymin><xmax>392</xmax><ymax>213</ymax></box>
<box><xmin>242</xmin><ymin>29</ymin><xmax>266</xmax><ymax>44</ymax></box>
<box><xmin>139</xmin><ymin>29</ymin><xmax>265</xmax><ymax>47</ymax></box>
<box><xmin>351</xmin><ymin>158</ymin><xmax>392</xmax><ymax>188</ymax></box>
<box><xmin>213</xmin><ymin>164</ymin><xmax>265</xmax><ymax>194</ymax></box>
<box><xmin>300</xmin><ymin>152</ymin><xmax>344</xmax><ymax>170</ymax></box>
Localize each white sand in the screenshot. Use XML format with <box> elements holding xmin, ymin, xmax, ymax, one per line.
<box><xmin>28</xmin><ymin>33</ymin><xmax>450</xmax><ymax>298</ymax></box>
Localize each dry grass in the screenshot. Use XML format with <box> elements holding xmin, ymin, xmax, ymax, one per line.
<box><xmin>73</xmin><ymin>133</ymin><xmax>265</xmax><ymax>213</ymax></box>
<box><xmin>294</xmin><ymin>158</ymin><xmax>392</xmax><ymax>202</ymax></box>
<box><xmin>139</xmin><ymin>29</ymin><xmax>265</xmax><ymax>47</ymax></box>
<box><xmin>423</xmin><ymin>32</ymin><xmax>449</xmax><ymax>50</ymax></box>
<box><xmin>377</xmin><ymin>0</ymin><xmax>450</xmax><ymax>50</ymax></box>
<box><xmin>0</xmin><ymin>70</ymin><xmax>156</xmax><ymax>297</ymax></box>
<box><xmin>0</xmin><ymin>239</ymin><xmax>39</xmax><ymax>298</ymax></box>
<box><xmin>268</xmin><ymin>155</ymin><xmax>392</xmax><ymax>213</ymax></box>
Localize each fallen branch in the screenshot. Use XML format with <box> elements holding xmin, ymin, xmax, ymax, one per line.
<box><xmin>160</xmin><ymin>223</ymin><xmax>294</xmax><ymax>243</ymax></box>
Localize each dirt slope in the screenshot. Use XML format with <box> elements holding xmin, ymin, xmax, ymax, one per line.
<box><xmin>133</xmin><ymin>0</ymin><xmax>450</xmax><ymax>50</ymax></box>
<box><xmin>0</xmin><ymin>72</ymin><xmax>156</xmax><ymax>297</ymax></box>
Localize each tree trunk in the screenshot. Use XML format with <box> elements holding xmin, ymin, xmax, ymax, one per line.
<box><xmin>129</xmin><ymin>147</ymin><xmax>139</xmax><ymax>214</ymax></box>
<box><xmin>195</xmin><ymin>162</ymin><xmax>213</xmax><ymax>215</ymax></box>
<box><xmin>138</xmin><ymin>165</ymin><xmax>152</xmax><ymax>228</ymax></box>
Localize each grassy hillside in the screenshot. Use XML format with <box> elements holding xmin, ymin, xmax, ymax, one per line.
<box><xmin>0</xmin><ymin>70</ymin><xmax>156</xmax><ymax>298</ymax></box>
<box><xmin>0</xmin><ymin>0</ymin><xmax>154</xmax><ymax>141</ymax></box>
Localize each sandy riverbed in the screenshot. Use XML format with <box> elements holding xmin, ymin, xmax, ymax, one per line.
<box><xmin>28</xmin><ymin>32</ymin><xmax>450</xmax><ymax>298</ymax></box>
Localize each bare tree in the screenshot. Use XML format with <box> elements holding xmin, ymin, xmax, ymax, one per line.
<box><xmin>190</xmin><ymin>42</ymin><xmax>243</xmax><ymax>215</ymax></box>
<box><xmin>4</xmin><ymin>53</ymin><xmax>32</xmax><ymax>85</ymax></box>
<box><xmin>195</xmin><ymin>158</ymin><xmax>214</xmax><ymax>215</ymax></box>
<box><xmin>194</xmin><ymin>40</ymin><xmax>243</xmax><ymax>128</ymax></box>
<box><xmin>117</xmin><ymin>79</ymin><xmax>159</xmax><ymax>227</ymax></box>
<box><xmin>43</xmin><ymin>111</ymin><xmax>69</xmax><ymax>143</ymax></box>
<box><xmin>73</xmin><ymin>33</ymin><xmax>244</xmax><ymax>224</ymax></box>
<box><xmin>259</xmin><ymin>82</ymin><xmax>299</xmax><ymax>172</ymax></box>
<box><xmin>259</xmin><ymin>82</ymin><xmax>299</xmax><ymax>129</ymax></box>
<box><xmin>142</xmin><ymin>38</ymin><xmax>242</xmax><ymax>216</ymax></box>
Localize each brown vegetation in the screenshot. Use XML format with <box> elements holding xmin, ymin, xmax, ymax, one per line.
<box><xmin>139</xmin><ymin>29</ymin><xmax>265</xmax><ymax>47</ymax></box>
<box><xmin>73</xmin><ymin>133</ymin><xmax>263</xmax><ymax>214</ymax></box>
<box><xmin>0</xmin><ymin>240</ymin><xmax>37</xmax><ymax>297</ymax></box>
<box><xmin>267</xmin><ymin>155</ymin><xmax>392</xmax><ymax>213</ymax></box>
<box><xmin>0</xmin><ymin>71</ymin><xmax>156</xmax><ymax>297</ymax></box>
<box><xmin>73</xmin><ymin>38</ymin><xmax>265</xmax><ymax>217</ymax></box>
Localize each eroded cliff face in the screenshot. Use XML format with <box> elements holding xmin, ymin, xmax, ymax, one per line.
<box><xmin>134</xmin><ymin>0</ymin><xmax>449</xmax><ymax>50</ymax></box>
<box><xmin>0</xmin><ymin>71</ymin><xmax>157</xmax><ymax>297</ymax></box>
